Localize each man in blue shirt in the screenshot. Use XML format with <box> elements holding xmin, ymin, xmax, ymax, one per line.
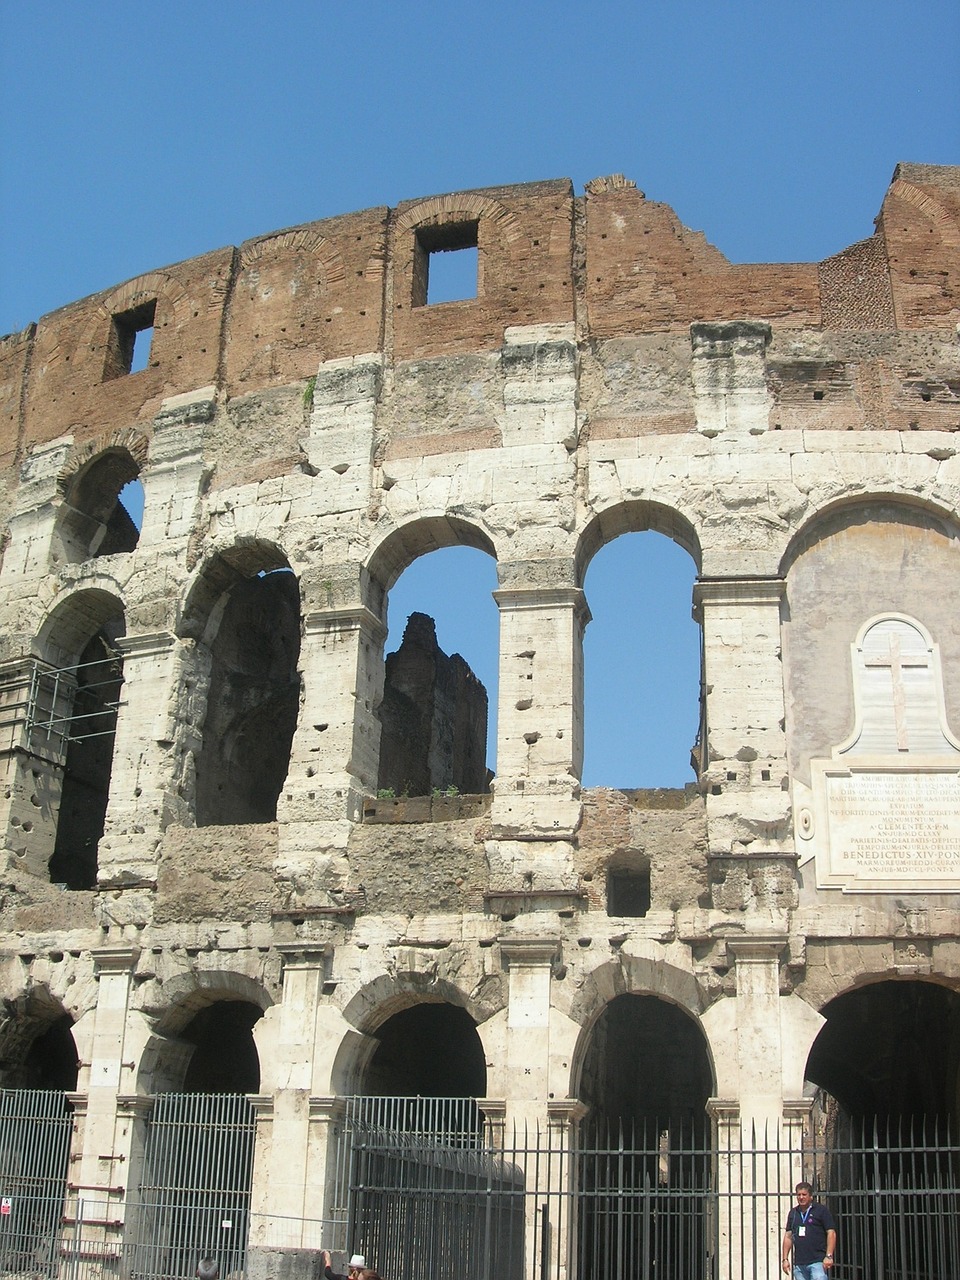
<box><xmin>782</xmin><ymin>1182</ymin><xmax>836</xmax><ymax>1279</ymax></box>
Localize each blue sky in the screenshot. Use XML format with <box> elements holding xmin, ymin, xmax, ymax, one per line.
<box><xmin>3</xmin><ymin>2</ymin><xmax>957</xmax><ymax>786</ymax></box>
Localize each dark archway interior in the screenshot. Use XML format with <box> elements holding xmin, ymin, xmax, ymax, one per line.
<box><xmin>364</xmin><ymin>1003</ymin><xmax>486</xmax><ymax>1098</ymax></box>
<box><xmin>49</xmin><ymin>625</ymin><xmax>124</xmax><ymax>890</ymax></box>
<box><xmin>806</xmin><ymin>980</ymin><xmax>960</xmax><ymax>1125</ymax></box>
<box><xmin>196</xmin><ymin>569</ymin><xmax>301</xmax><ymax>826</ymax></box>
<box><xmin>579</xmin><ymin>994</ymin><xmax>713</xmax><ymax>1135</ymax></box>
<box><xmin>21</xmin><ymin>1015</ymin><xmax>79</xmax><ymax>1091</ymax></box>
<box><xmin>182</xmin><ymin>1000</ymin><xmax>262</xmax><ymax>1093</ymax></box>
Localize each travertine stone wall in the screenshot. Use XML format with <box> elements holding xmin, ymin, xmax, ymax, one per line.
<box><xmin>0</xmin><ymin>165</ymin><xmax>958</xmax><ymax>1245</ymax></box>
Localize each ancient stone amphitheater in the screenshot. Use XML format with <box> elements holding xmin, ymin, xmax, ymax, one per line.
<box><xmin>0</xmin><ymin>165</ymin><xmax>957</xmax><ymax>1280</ymax></box>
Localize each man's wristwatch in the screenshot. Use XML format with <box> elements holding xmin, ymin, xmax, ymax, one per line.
<box><xmin>824</xmin><ymin>1255</ymin><xmax>833</xmax><ymax>1260</ymax></box>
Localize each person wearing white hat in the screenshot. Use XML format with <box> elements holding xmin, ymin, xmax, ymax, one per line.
<box><xmin>322</xmin><ymin>1249</ymin><xmax>367</xmax><ymax>1280</ymax></box>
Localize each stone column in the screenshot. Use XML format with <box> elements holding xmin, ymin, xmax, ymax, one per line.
<box><xmin>277</xmin><ymin>605</ymin><xmax>386</xmax><ymax>844</ymax></box>
<box><xmin>247</xmin><ymin>948</ymin><xmax>345</xmax><ymax>1278</ymax></box>
<box><xmin>694</xmin><ymin>578</ymin><xmax>794</xmax><ymax>898</ymax></box>
<box><xmin>65</xmin><ymin>948</ymin><xmax>142</xmax><ymax>1266</ymax></box>
<box><xmin>490</xmin><ymin>588</ymin><xmax>589</xmax><ymax>838</ymax></box>
<box><xmin>498</xmin><ymin>938</ymin><xmax>561</xmax><ymax>1278</ymax></box>
<box><xmin>711</xmin><ymin>936</ymin><xmax>793</xmax><ymax>1280</ymax></box>
<box><xmin>98</xmin><ymin>630</ymin><xmax>180</xmax><ymax>888</ymax></box>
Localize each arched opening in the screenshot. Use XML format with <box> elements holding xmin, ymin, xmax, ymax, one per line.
<box><xmin>181</xmin><ymin>999</ymin><xmax>262</xmax><ymax>1094</ymax></box>
<box><xmin>135</xmin><ymin>996</ymin><xmax>263</xmax><ymax>1280</ymax></box>
<box><xmin>0</xmin><ymin>998</ymin><xmax>78</xmax><ymax>1273</ymax></box>
<box><xmin>576</xmin><ymin>995</ymin><xmax>713</xmax><ymax>1280</ymax></box>
<box><xmin>578</xmin><ymin>993</ymin><xmax>712</xmax><ymax>1134</ymax></box>
<box><xmin>362</xmin><ymin>1002</ymin><xmax>487</xmax><ymax>1101</ymax></box>
<box><xmin>16</xmin><ymin>590</ymin><xmax>127</xmax><ymax>889</ymax></box>
<box><xmin>801</xmin><ymin>980</ymin><xmax>960</xmax><ymax>1278</ymax></box>
<box><xmin>346</xmin><ymin>1001</ymin><xmax>491</xmax><ymax>1273</ymax></box>
<box><xmin>48</xmin><ymin>626</ymin><xmax>124</xmax><ymax>888</ymax></box>
<box><xmin>806</xmin><ymin>980</ymin><xmax>960</xmax><ymax>1128</ymax></box>
<box><xmin>52</xmin><ymin>449</ymin><xmax>143</xmax><ymax>565</ymax></box>
<box><xmin>185</xmin><ymin>550</ymin><xmax>301</xmax><ymax>827</ymax></box>
<box><xmin>580</xmin><ymin>524</ymin><xmax>701</xmax><ymax>788</ymax></box>
<box><xmin>375</xmin><ymin>538</ymin><xmax>498</xmax><ymax>797</ymax></box>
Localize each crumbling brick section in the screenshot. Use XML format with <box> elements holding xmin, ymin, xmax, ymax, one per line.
<box><xmin>819</xmin><ymin>235</ymin><xmax>896</xmax><ymax>330</ymax></box>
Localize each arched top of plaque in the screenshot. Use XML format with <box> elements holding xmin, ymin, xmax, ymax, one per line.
<box><xmin>838</xmin><ymin>613</ymin><xmax>960</xmax><ymax>759</ymax></box>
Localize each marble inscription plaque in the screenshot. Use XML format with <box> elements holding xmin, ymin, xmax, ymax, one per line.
<box><xmin>799</xmin><ymin>762</ymin><xmax>960</xmax><ymax>892</ymax></box>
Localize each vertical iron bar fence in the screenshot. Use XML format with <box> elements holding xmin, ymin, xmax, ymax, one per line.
<box><xmin>0</xmin><ymin>1090</ymin><xmax>73</xmax><ymax>1277</ymax></box>
<box><xmin>128</xmin><ymin>1093</ymin><xmax>255</xmax><ymax>1280</ymax></box>
<box><xmin>342</xmin><ymin>1103</ymin><xmax>959</xmax><ymax>1280</ymax></box>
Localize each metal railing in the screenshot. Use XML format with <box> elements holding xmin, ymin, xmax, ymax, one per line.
<box><xmin>0</xmin><ymin>1090</ymin><xmax>74</xmax><ymax>1277</ymax></box>
<box><xmin>343</xmin><ymin>1109</ymin><xmax>960</xmax><ymax>1280</ymax></box>
<box><xmin>130</xmin><ymin>1093</ymin><xmax>256</xmax><ymax>1280</ymax></box>
<box><xmin>0</xmin><ymin>1094</ymin><xmax>957</xmax><ymax>1280</ymax></box>
<box><xmin>0</xmin><ymin>655</ymin><xmax>123</xmax><ymax>761</ymax></box>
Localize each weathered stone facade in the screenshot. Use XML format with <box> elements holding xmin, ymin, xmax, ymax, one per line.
<box><xmin>0</xmin><ymin>163</ymin><xmax>959</xmax><ymax>1272</ymax></box>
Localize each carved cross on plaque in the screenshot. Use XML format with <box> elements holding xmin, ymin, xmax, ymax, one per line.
<box><xmin>863</xmin><ymin>631</ymin><xmax>931</xmax><ymax>751</ymax></box>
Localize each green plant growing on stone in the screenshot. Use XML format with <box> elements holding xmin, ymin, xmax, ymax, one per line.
<box><xmin>302</xmin><ymin>375</ymin><xmax>316</xmax><ymax>410</ymax></box>
<box><xmin>377</xmin><ymin>787</ymin><xmax>396</xmax><ymax>800</ymax></box>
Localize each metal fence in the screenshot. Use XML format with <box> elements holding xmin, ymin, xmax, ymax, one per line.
<box><xmin>343</xmin><ymin>1104</ymin><xmax>960</xmax><ymax>1280</ymax></box>
<box><xmin>0</xmin><ymin>1093</ymin><xmax>957</xmax><ymax>1280</ymax></box>
<box><xmin>129</xmin><ymin>1093</ymin><xmax>256</xmax><ymax>1280</ymax></box>
<box><xmin>0</xmin><ymin>1090</ymin><xmax>73</xmax><ymax>1277</ymax></box>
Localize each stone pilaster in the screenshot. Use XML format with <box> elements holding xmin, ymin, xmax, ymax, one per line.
<box><xmin>66</xmin><ymin>948</ymin><xmax>141</xmax><ymax>1251</ymax></box>
<box><xmin>694</xmin><ymin>577</ymin><xmax>793</xmax><ymax>867</ymax></box>
<box><xmin>498</xmin><ymin>937</ymin><xmax>560</xmax><ymax>1126</ymax></box>
<box><xmin>248</xmin><ymin>948</ymin><xmax>340</xmax><ymax>1252</ymax></box>
<box><xmin>490</xmin><ymin>587</ymin><xmax>588</xmax><ymax>838</ymax></box>
<box><xmin>691</xmin><ymin>321</ymin><xmax>772</xmax><ymax>439</ymax></box>
<box><xmin>277</xmin><ymin>604</ymin><xmax>386</xmax><ymax>842</ymax></box>
<box><xmin>98</xmin><ymin>630</ymin><xmax>179</xmax><ymax>886</ymax></box>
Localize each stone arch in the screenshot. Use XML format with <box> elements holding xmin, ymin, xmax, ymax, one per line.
<box><xmin>365</xmin><ymin>515</ymin><xmax>498</xmax><ymax>617</ymax></box>
<box><xmin>0</xmin><ymin>985</ymin><xmax>79</xmax><ymax>1091</ymax></box>
<box><xmin>332</xmin><ymin>970</ymin><xmax>500</xmax><ymax>1097</ymax></box>
<box><xmin>23</xmin><ymin>587</ymin><xmax>126</xmax><ymax>888</ymax></box>
<box><xmin>178</xmin><ymin>540</ymin><xmax>301</xmax><ymax>826</ymax></box>
<box><xmin>51</xmin><ymin>434</ymin><xmax>146</xmax><ymax>565</ymax></box>
<box><xmin>179</xmin><ymin>538</ymin><xmax>293</xmax><ymax>643</ymax></box>
<box><xmin>803</xmin><ymin>975</ymin><xmax>960</xmax><ymax>1126</ymax></box>
<box><xmin>366</xmin><ymin>517</ymin><xmax>499</xmax><ymax>796</ymax></box>
<box><xmin>36</xmin><ymin>584</ymin><xmax>126</xmax><ymax>668</ymax></box>
<box><xmin>138</xmin><ymin>969</ymin><xmax>273</xmax><ymax>1096</ymax></box>
<box><xmin>568</xmin><ymin>952</ymin><xmax>715</xmax><ymax>1142</ymax></box>
<box><xmin>778</xmin><ymin>492</ymin><xmax>960</xmax><ymax>579</ymax></box>
<box><xmin>567</xmin><ymin>949</ymin><xmax>713</xmax><ymax>1104</ymax></box>
<box><xmin>575</xmin><ymin>501</ymin><xmax>703</xmax><ymax>786</ymax></box>
<box><xmin>576</xmin><ymin>500</ymin><xmax>702</xmax><ymax>587</ymax></box>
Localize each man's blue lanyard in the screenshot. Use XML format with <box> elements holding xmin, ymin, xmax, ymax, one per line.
<box><xmin>797</xmin><ymin>1206</ymin><xmax>812</xmax><ymax>1228</ymax></box>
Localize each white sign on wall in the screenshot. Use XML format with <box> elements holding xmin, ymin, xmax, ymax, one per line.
<box><xmin>794</xmin><ymin>615</ymin><xmax>960</xmax><ymax>893</ymax></box>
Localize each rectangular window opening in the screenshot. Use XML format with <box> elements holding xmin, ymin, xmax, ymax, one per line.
<box><xmin>104</xmin><ymin>299</ymin><xmax>157</xmax><ymax>379</ymax></box>
<box><xmin>413</xmin><ymin>221</ymin><xmax>479</xmax><ymax>306</ymax></box>
<box><xmin>606</xmin><ymin>866</ymin><xmax>651</xmax><ymax>918</ymax></box>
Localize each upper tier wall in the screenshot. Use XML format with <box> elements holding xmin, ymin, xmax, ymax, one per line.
<box><xmin>1</xmin><ymin>165</ymin><xmax>958</xmax><ymax>481</ymax></box>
